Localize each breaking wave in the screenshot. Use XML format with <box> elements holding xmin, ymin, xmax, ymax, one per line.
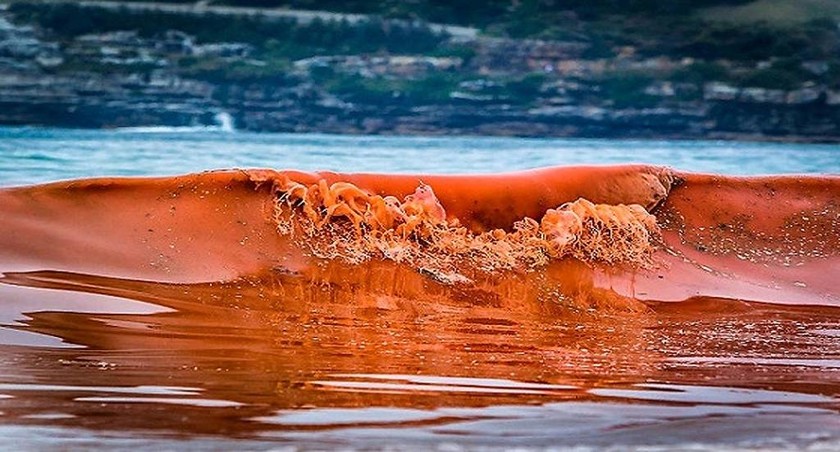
<box><xmin>0</xmin><ymin>165</ymin><xmax>836</xmax><ymax>310</ymax></box>
<box><xmin>271</xmin><ymin>177</ymin><xmax>660</xmax><ymax>284</ymax></box>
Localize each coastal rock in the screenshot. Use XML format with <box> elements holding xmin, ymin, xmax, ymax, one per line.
<box><xmin>0</xmin><ymin>8</ymin><xmax>837</xmax><ymax>141</ymax></box>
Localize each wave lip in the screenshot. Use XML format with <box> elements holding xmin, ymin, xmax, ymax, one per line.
<box><xmin>0</xmin><ymin>165</ymin><xmax>837</xmax><ymax>308</ymax></box>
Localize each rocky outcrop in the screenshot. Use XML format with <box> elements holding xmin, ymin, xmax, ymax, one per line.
<box><xmin>0</xmin><ymin>7</ymin><xmax>837</xmax><ymax>141</ymax></box>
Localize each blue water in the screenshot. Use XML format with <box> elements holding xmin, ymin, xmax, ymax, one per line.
<box><xmin>0</xmin><ymin>127</ymin><xmax>837</xmax><ymax>186</ymax></box>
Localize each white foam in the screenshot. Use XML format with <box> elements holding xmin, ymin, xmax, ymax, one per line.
<box><xmin>116</xmin><ymin>111</ymin><xmax>235</xmax><ymax>133</ymax></box>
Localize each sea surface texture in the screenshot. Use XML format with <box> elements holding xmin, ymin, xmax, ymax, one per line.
<box><xmin>0</xmin><ymin>127</ymin><xmax>838</xmax><ymax>450</ymax></box>
<box><xmin>2</xmin><ymin>127</ymin><xmax>839</xmax><ymax>185</ymax></box>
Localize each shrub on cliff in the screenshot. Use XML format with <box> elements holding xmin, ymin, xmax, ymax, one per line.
<box><xmin>8</xmin><ymin>2</ymin><xmax>446</xmax><ymax>56</ymax></box>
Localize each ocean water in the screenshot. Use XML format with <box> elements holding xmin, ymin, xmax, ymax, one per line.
<box><xmin>0</xmin><ymin>126</ymin><xmax>838</xmax><ymax>185</ymax></box>
<box><xmin>0</xmin><ymin>127</ymin><xmax>839</xmax><ymax>450</ymax></box>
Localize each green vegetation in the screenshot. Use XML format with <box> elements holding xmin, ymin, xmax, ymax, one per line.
<box><xmin>669</xmin><ymin>62</ymin><xmax>732</xmax><ymax>85</ymax></box>
<box><xmin>14</xmin><ymin>1</ymin><xmax>838</xmax><ymax>65</ymax></box>
<box><xmin>9</xmin><ymin>2</ymin><xmax>458</xmax><ymax>86</ymax></box>
<box><xmin>179</xmin><ymin>58</ymin><xmax>293</xmax><ymax>84</ymax></box>
<box><xmin>827</xmin><ymin>62</ymin><xmax>840</xmax><ymax>89</ymax></box>
<box><xmin>7</xmin><ymin>0</ymin><xmax>839</xmax><ymax>108</ymax></box>
<box><xmin>597</xmin><ymin>73</ymin><xmax>658</xmax><ymax>108</ymax></box>
<box><xmin>66</xmin><ymin>0</ymin><xmax>839</xmax><ymax>64</ymax></box>
<box><xmin>53</xmin><ymin>58</ymin><xmax>160</xmax><ymax>76</ymax></box>
<box><xmin>191</xmin><ymin>1</ymin><xmax>752</xmax><ymax>25</ymax></box>
<box><xmin>699</xmin><ymin>0</ymin><xmax>840</xmax><ymax>26</ymax></box>
<box><xmin>673</xmin><ymin>19</ymin><xmax>837</xmax><ymax>61</ymax></box>
<box><xmin>305</xmin><ymin>68</ymin><xmax>549</xmax><ymax>107</ymax></box>
<box><xmin>735</xmin><ymin>59</ymin><xmax>815</xmax><ymax>90</ymax></box>
<box><xmin>504</xmin><ymin>73</ymin><xmax>547</xmax><ymax>104</ymax></box>
<box><xmin>7</xmin><ymin>2</ymin><xmax>447</xmax><ymax>56</ymax></box>
<box><xmin>309</xmin><ymin>67</ymin><xmax>461</xmax><ymax>105</ymax></box>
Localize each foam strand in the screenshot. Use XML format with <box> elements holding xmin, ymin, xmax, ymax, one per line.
<box><xmin>272</xmin><ymin>178</ymin><xmax>660</xmax><ymax>283</ymax></box>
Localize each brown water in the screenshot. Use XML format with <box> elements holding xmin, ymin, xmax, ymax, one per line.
<box><xmin>0</xmin><ymin>166</ymin><xmax>838</xmax><ymax>449</ymax></box>
<box><xmin>0</xmin><ymin>270</ymin><xmax>838</xmax><ymax>449</ymax></box>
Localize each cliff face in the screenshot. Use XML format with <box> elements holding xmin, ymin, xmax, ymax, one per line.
<box><xmin>1</xmin><ymin>4</ymin><xmax>838</xmax><ymax>141</ymax></box>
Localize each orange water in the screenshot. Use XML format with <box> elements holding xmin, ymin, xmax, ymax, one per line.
<box><xmin>0</xmin><ymin>269</ymin><xmax>838</xmax><ymax>449</ymax></box>
<box><xmin>0</xmin><ymin>167</ymin><xmax>838</xmax><ymax>448</ymax></box>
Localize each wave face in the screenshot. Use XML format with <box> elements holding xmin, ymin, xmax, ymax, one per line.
<box><xmin>1</xmin><ymin>164</ymin><xmax>839</xmax><ymax>448</ymax></box>
<box><xmin>0</xmin><ymin>165</ymin><xmax>837</xmax><ymax>309</ymax></box>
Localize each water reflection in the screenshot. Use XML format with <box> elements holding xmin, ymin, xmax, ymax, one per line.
<box><xmin>255</xmin><ymin>402</ymin><xmax>838</xmax><ymax>449</ymax></box>
<box><xmin>0</xmin><ymin>268</ymin><xmax>838</xmax><ymax>448</ymax></box>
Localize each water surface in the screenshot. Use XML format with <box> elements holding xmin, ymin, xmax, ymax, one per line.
<box><xmin>0</xmin><ymin>127</ymin><xmax>838</xmax><ymax>449</ymax></box>
<box><xmin>1</xmin><ymin>127</ymin><xmax>838</xmax><ymax>186</ymax></box>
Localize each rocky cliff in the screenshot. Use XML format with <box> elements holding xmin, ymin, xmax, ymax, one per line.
<box><xmin>1</xmin><ymin>2</ymin><xmax>838</xmax><ymax>141</ymax></box>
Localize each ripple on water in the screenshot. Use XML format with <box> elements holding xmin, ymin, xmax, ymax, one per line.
<box><xmin>589</xmin><ymin>383</ymin><xmax>837</xmax><ymax>404</ymax></box>
<box><xmin>253</xmin><ymin>395</ymin><xmax>840</xmax><ymax>450</ymax></box>
<box><xmin>0</xmin><ymin>384</ymin><xmax>242</xmax><ymax>409</ymax></box>
<box><xmin>310</xmin><ymin>374</ymin><xmax>578</xmax><ymax>395</ymax></box>
<box><xmin>74</xmin><ymin>397</ymin><xmax>244</xmax><ymax>408</ymax></box>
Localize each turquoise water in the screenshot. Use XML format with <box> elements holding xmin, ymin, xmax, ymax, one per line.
<box><xmin>0</xmin><ymin>127</ymin><xmax>838</xmax><ymax>186</ymax></box>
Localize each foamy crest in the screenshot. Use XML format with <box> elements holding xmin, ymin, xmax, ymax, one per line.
<box><xmin>272</xmin><ymin>178</ymin><xmax>660</xmax><ymax>283</ymax></box>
